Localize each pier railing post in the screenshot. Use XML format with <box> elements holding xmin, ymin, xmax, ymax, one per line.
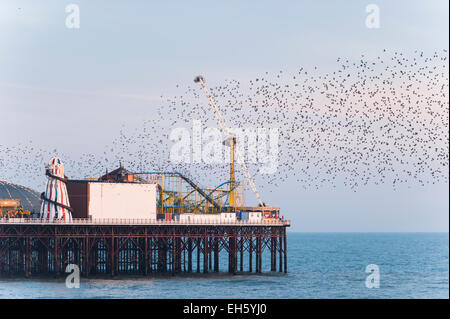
<box><xmin>230</xmin><ymin>228</ymin><xmax>237</xmax><ymax>274</ymax></box>
<box><xmin>158</xmin><ymin>237</ymin><xmax>167</xmax><ymax>273</ymax></box>
<box><xmin>208</xmin><ymin>236</ymin><xmax>212</xmax><ymax>271</ymax></box>
<box><xmin>270</xmin><ymin>235</ymin><xmax>273</xmax><ymax>272</ymax></box>
<box><xmin>54</xmin><ymin>228</ymin><xmax>60</xmax><ymax>277</ymax></box>
<box><xmin>255</xmin><ymin>229</ymin><xmax>261</xmax><ymax>273</ymax></box>
<box><xmin>196</xmin><ymin>237</ymin><xmax>200</xmax><ymax>273</ymax></box>
<box><xmin>239</xmin><ymin>233</ymin><xmax>244</xmax><ymax>272</ymax></box>
<box><xmin>25</xmin><ymin>236</ymin><xmax>31</xmax><ymax>277</ymax></box>
<box><xmin>171</xmin><ymin>235</ymin><xmax>175</xmax><ymax>274</ymax></box>
<box><xmin>187</xmin><ymin>237</ymin><xmax>192</xmax><ymax>273</ymax></box>
<box><xmin>234</xmin><ymin>229</ymin><xmax>238</xmax><ymax>274</ymax></box>
<box><xmin>283</xmin><ymin>227</ymin><xmax>287</xmax><ymax>273</ymax></box>
<box><xmin>176</xmin><ymin>235</ymin><xmax>182</xmax><ymax>273</ymax></box>
<box><xmin>144</xmin><ymin>229</ymin><xmax>148</xmax><ymax>275</ymax></box>
<box><xmin>111</xmin><ymin>227</ymin><xmax>115</xmax><ymax>277</ymax></box>
<box><xmin>203</xmin><ymin>231</ymin><xmax>208</xmax><ymax>274</ymax></box>
<box><xmin>149</xmin><ymin>236</ymin><xmax>153</xmax><ymax>273</ymax></box>
<box><xmin>213</xmin><ymin>236</ymin><xmax>219</xmax><ymax>272</ymax></box>
<box><xmin>115</xmin><ymin>237</ymin><xmax>120</xmax><ymax>274</ymax></box>
<box><xmin>249</xmin><ymin>233</ymin><xmax>253</xmax><ymax>272</ymax></box>
<box><xmin>278</xmin><ymin>230</ymin><xmax>283</xmax><ymax>272</ymax></box>
<box><xmin>84</xmin><ymin>236</ymin><xmax>89</xmax><ymax>277</ymax></box>
<box><xmin>228</xmin><ymin>231</ymin><xmax>233</xmax><ymax>274</ymax></box>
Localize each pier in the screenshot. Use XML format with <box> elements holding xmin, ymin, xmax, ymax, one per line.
<box><xmin>0</xmin><ymin>219</ymin><xmax>289</xmax><ymax>277</ymax></box>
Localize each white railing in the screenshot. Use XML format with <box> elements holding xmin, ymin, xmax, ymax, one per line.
<box><xmin>0</xmin><ymin>217</ymin><xmax>291</xmax><ymax>226</ymax></box>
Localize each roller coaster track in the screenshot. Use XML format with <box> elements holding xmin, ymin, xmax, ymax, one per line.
<box><xmin>133</xmin><ymin>172</ymin><xmax>221</xmax><ymax>210</ymax></box>
<box><xmin>187</xmin><ymin>180</ymin><xmax>236</xmax><ymax>214</ymax></box>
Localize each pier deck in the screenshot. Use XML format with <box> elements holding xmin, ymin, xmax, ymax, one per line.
<box><xmin>0</xmin><ymin>219</ymin><xmax>289</xmax><ymax>277</ymax></box>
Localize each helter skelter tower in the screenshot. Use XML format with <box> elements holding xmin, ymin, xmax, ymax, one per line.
<box><xmin>39</xmin><ymin>157</ymin><xmax>73</xmax><ymax>221</ymax></box>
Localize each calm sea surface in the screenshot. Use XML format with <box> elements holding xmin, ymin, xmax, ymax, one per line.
<box><xmin>0</xmin><ymin>233</ymin><xmax>448</xmax><ymax>299</ymax></box>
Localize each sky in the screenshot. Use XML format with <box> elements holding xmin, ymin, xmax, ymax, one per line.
<box><xmin>0</xmin><ymin>0</ymin><xmax>449</xmax><ymax>231</ymax></box>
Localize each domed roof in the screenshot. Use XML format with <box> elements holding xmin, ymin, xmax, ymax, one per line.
<box><xmin>0</xmin><ymin>181</ymin><xmax>41</xmax><ymax>212</ymax></box>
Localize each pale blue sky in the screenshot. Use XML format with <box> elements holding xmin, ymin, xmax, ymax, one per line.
<box><xmin>0</xmin><ymin>1</ymin><xmax>448</xmax><ymax>231</ymax></box>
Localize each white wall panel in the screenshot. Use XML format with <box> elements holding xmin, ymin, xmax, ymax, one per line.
<box><xmin>88</xmin><ymin>183</ymin><xmax>156</xmax><ymax>219</ymax></box>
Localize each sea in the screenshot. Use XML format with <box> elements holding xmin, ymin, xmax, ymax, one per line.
<box><xmin>0</xmin><ymin>233</ymin><xmax>448</xmax><ymax>299</ymax></box>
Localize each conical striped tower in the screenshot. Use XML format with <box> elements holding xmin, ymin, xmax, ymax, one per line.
<box><xmin>39</xmin><ymin>157</ymin><xmax>72</xmax><ymax>221</ymax></box>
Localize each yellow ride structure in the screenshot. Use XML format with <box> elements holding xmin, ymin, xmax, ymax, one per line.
<box><xmin>0</xmin><ymin>199</ymin><xmax>31</xmax><ymax>218</ymax></box>
<box><xmin>134</xmin><ymin>171</ymin><xmax>246</xmax><ymax>216</ymax></box>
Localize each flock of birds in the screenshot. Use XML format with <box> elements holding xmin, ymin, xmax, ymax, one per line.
<box><xmin>0</xmin><ymin>50</ymin><xmax>448</xmax><ymax>195</ymax></box>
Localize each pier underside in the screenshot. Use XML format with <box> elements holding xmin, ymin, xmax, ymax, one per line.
<box><xmin>0</xmin><ymin>223</ymin><xmax>288</xmax><ymax>277</ymax></box>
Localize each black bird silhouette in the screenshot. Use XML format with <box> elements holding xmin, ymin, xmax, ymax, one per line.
<box><xmin>0</xmin><ymin>50</ymin><xmax>448</xmax><ymax>194</ymax></box>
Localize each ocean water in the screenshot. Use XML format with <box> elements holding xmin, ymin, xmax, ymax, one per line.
<box><xmin>0</xmin><ymin>233</ymin><xmax>448</xmax><ymax>299</ymax></box>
